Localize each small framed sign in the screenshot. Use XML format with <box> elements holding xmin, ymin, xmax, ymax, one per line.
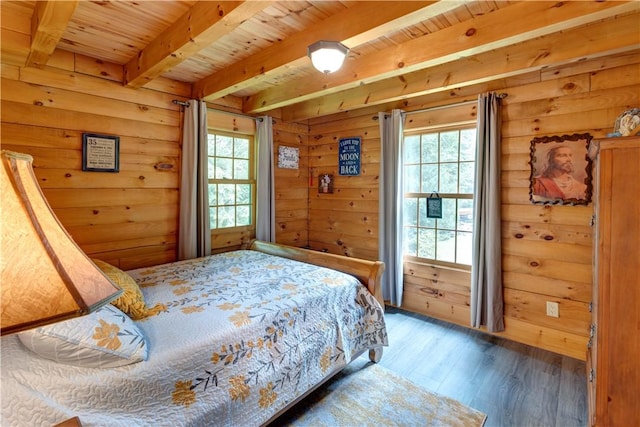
<box><xmin>82</xmin><ymin>133</ymin><xmax>119</xmax><ymax>172</ymax></box>
<box><xmin>426</xmin><ymin>193</ymin><xmax>442</xmax><ymax>219</ymax></box>
<box><xmin>319</xmin><ymin>173</ymin><xmax>334</xmax><ymax>194</ymax></box>
<box><xmin>278</xmin><ymin>146</ymin><xmax>299</xmax><ymax>169</ymax></box>
<box><xmin>338</xmin><ymin>137</ymin><xmax>361</xmax><ymax>176</ymax></box>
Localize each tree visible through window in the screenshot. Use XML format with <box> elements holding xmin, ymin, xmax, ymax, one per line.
<box><xmin>403</xmin><ymin>128</ymin><xmax>476</xmax><ymax>266</ymax></box>
<box><xmin>207</xmin><ymin>132</ymin><xmax>255</xmax><ymax>230</ymax></box>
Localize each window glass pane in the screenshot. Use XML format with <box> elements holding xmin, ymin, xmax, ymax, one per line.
<box><xmin>404</xmin><ymin>135</ymin><xmax>420</xmax><ymax>162</ymax></box>
<box><xmin>235</xmin><ymin>159</ymin><xmax>249</xmax><ymax>180</ymax></box>
<box><xmin>456</xmin><ymin>231</ymin><xmax>473</xmax><ymax>265</ymax></box>
<box><xmin>207</xmin><ymin>135</ymin><xmax>216</xmax><ymax>156</ymax></box>
<box><xmin>215</xmin><ymin>158</ymin><xmax>233</xmax><ymax>180</ymax></box>
<box><xmin>458</xmin><ymin>199</ymin><xmax>474</xmax><ymax>232</ymax></box>
<box><xmin>216</xmin><ymin>135</ymin><xmax>233</xmax><ymax>157</ymax></box>
<box><xmin>436</xmin><ymin>230</ymin><xmax>456</xmax><ymax>262</ymax></box>
<box><xmin>207</xmin><ymin>131</ymin><xmax>255</xmax><ymax>231</ymax></box>
<box><xmin>402</xmin><ymin>126</ymin><xmax>475</xmax><ymax>267</ymax></box>
<box><xmin>218</xmin><ymin>184</ymin><xmax>235</xmax><ymax>205</ymax></box>
<box><xmin>405</xmin><ymin>165</ymin><xmax>420</xmax><ymax>193</ymax></box>
<box><xmin>236</xmin><ymin>184</ymin><xmax>251</xmax><ymax>204</ymax></box>
<box><xmin>404</xmin><ymin>198</ymin><xmax>418</xmax><ymax>226</ymax></box>
<box><xmin>440</xmin><ymin>131</ymin><xmax>459</xmax><ymax>162</ymax></box>
<box><xmin>421</xmin><ymin>164</ymin><xmax>438</xmax><ymax>193</ymax></box>
<box><xmin>234</xmin><ymin>138</ymin><xmax>249</xmax><ymax>159</ymax></box>
<box><xmin>418</xmin><ymin>228</ymin><xmax>436</xmax><ymax>259</ymax></box>
<box><xmin>404</xmin><ymin>227</ymin><xmax>418</xmax><ymax>256</ymax></box>
<box><xmin>422</xmin><ymin>133</ymin><xmax>439</xmax><ymax>163</ymax></box>
<box><xmin>439</xmin><ymin>163</ymin><xmax>458</xmax><ymax>193</ymax></box>
<box><xmin>459</xmin><ymin>161</ymin><xmax>475</xmax><ymax>193</ymax></box>
<box><xmin>218</xmin><ymin>206</ymin><xmax>235</xmax><ymax>228</ymax></box>
<box><xmin>209</xmin><ymin>208</ymin><xmax>217</xmax><ymax>229</ymax></box>
<box><xmin>208</xmin><ymin>184</ymin><xmax>217</xmax><ymax>206</ymax></box>
<box><xmin>418</xmin><ymin>198</ymin><xmax>436</xmax><ymax>228</ymax></box>
<box><xmin>460</xmin><ymin>129</ymin><xmax>476</xmax><ymax>161</ymax></box>
<box><xmin>208</xmin><ymin>157</ymin><xmax>216</xmax><ymax>179</ymax></box>
<box><xmin>438</xmin><ymin>198</ymin><xmax>457</xmax><ymax>230</ymax></box>
<box><xmin>236</xmin><ymin>205</ymin><xmax>250</xmax><ymax>226</ymax></box>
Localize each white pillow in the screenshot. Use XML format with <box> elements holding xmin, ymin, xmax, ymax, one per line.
<box><xmin>18</xmin><ymin>304</ymin><xmax>148</xmax><ymax>368</ymax></box>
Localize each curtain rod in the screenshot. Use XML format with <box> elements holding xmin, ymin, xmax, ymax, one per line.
<box><xmin>172</xmin><ymin>100</ymin><xmax>190</xmax><ymax>107</ymax></box>
<box><xmin>373</xmin><ymin>93</ymin><xmax>508</xmax><ymax>120</ymax></box>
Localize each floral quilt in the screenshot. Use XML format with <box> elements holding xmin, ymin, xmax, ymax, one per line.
<box><xmin>1</xmin><ymin>250</ymin><xmax>387</xmax><ymax>426</ymax></box>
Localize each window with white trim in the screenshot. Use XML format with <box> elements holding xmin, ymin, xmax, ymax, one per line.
<box><xmin>403</xmin><ymin>127</ymin><xmax>477</xmax><ymax>267</ymax></box>
<box><xmin>206</xmin><ymin>131</ymin><xmax>255</xmax><ymax>230</ymax></box>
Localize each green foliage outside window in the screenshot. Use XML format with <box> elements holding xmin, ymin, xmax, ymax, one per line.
<box><xmin>403</xmin><ymin>128</ymin><xmax>476</xmax><ymax>266</ymax></box>
<box><xmin>207</xmin><ymin>132</ymin><xmax>255</xmax><ymax>230</ymax></box>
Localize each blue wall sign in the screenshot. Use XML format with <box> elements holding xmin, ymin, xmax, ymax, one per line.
<box><xmin>338</xmin><ymin>137</ymin><xmax>361</xmax><ymax>176</ymax></box>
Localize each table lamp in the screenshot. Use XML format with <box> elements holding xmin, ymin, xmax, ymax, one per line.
<box><xmin>1</xmin><ymin>150</ymin><xmax>122</xmax><ymax>335</ymax></box>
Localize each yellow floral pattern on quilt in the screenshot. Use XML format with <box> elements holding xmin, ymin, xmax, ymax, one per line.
<box><xmin>126</xmin><ymin>250</ymin><xmax>388</xmax><ymax>425</ymax></box>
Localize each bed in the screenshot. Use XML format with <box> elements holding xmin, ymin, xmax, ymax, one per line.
<box><xmin>1</xmin><ymin>240</ymin><xmax>388</xmax><ymax>426</ymax></box>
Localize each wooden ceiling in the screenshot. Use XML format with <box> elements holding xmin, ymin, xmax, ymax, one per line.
<box><xmin>2</xmin><ymin>1</ymin><xmax>639</xmax><ymax>121</ymax></box>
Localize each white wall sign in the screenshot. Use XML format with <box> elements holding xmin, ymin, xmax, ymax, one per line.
<box><xmin>278</xmin><ymin>146</ymin><xmax>299</xmax><ymax>169</ymax></box>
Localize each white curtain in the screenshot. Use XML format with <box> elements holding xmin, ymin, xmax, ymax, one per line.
<box><xmin>378</xmin><ymin>109</ymin><xmax>405</xmax><ymax>306</ymax></box>
<box><xmin>471</xmin><ymin>93</ymin><xmax>504</xmax><ymax>332</ymax></box>
<box><xmin>178</xmin><ymin>100</ymin><xmax>211</xmax><ymax>260</ymax></box>
<box><xmin>256</xmin><ymin>116</ymin><xmax>275</xmax><ymax>242</ymax></box>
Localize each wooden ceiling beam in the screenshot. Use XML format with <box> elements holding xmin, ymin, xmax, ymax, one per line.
<box><xmin>25</xmin><ymin>1</ymin><xmax>78</xmax><ymax>68</ymax></box>
<box><xmin>281</xmin><ymin>12</ymin><xmax>640</xmax><ymax>121</ymax></box>
<box><xmin>244</xmin><ymin>1</ymin><xmax>638</xmax><ymax>115</ymax></box>
<box><xmin>194</xmin><ymin>1</ymin><xmax>463</xmax><ymax>101</ymax></box>
<box><xmin>124</xmin><ymin>1</ymin><xmax>274</xmax><ymax>88</ymax></box>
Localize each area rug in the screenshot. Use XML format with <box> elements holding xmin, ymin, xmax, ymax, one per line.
<box><xmin>276</xmin><ymin>363</ymin><xmax>487</xmax><ymax>426</ymax></box>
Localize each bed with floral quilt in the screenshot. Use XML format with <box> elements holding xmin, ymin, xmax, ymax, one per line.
<box><xmin>1</xmin><ymin>240</ymin><xmax>387</xmax><ymax>426</ymax></box>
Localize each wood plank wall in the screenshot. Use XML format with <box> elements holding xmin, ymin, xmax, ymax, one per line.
<box><xmin>306</xmin><ymin>50</ymin><xmax>640</xmax><ymax>361</ymax></box>
<box><xmin>307</xmin><ymin>116</ymin><xmax>380</xmax><ymax>260</ymax></box>
<box><xmin>1</xmin><ymin>50</ymin><xmax>188</xmax><ymax>270</ymax></box>
<box><xmin>273</xmin><ymin>120</ymin><xmax>310</xmax><ymax>247</ymax></box>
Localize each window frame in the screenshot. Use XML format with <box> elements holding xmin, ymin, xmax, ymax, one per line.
<box><xmin>402</xmin><ymin>124</ymin><xmax>477</xmax><ymax>271</ymax></box>
<box><xmin>206</xmin><ymin>129</ymin><xmax>256</xmax><ymax>232</ymax></box>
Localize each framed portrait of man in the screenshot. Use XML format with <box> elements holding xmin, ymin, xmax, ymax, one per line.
<box><xmin>528</xmin><ymin>133</ymin><xmax>593</xmax><ymax>205</ymax></box>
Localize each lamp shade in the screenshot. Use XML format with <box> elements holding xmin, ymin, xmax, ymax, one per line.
<box><xmin>307</xmin><ymin>40</ymin><xmax>349</xmax><ymax>74</ymax></box>
<box><xmin>1</xmin><ymin>150</ymin><xmax>122</xmax><ymax>335</ymax></box>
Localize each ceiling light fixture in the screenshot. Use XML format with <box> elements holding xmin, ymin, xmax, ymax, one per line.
<box><xmin>307</xmin><ymin>41</ymin><xmax>349</xmax><ymax>74</ymax></box>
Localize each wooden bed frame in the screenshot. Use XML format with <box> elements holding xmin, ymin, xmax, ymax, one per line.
<box><xmin>244</xmin><ymin>239</ymin><xmax>385</xmax><ymax>361</ymax></box>
<box><xmin>244</xmin><ymin>240</ymin><xmax>386</xmax><ymax>425</ymax></box>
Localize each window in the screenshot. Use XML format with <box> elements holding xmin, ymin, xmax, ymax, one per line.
<box><xmin>207</xmin><ymin>131</ymin><xmax>255</xmax><ymax>230</ymax></box>
<box><xmin>403</xmin><ymin>127</ymin><xmax>477</xmax><ymax>267</ymax></box>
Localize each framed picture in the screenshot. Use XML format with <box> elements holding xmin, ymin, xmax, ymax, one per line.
<box><xmin>278</xmin><ymin>146</ymin><xmax>299</xmax><ymax>169</ymax></box>
<box><xmin>318</xmin><ymin>173</ymin><xmax>334</xmax><ymax>194</ymax></box>
<box><xmin>82</xmin><ymin>133</ymin><xmax>120</xmax><ymax>172</ymax></box>
<box><xmin>529</xmin><ymin>133</ymin><xmax>593</xmax><ymax>205</ymax></box>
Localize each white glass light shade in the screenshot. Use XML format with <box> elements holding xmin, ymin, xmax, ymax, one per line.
<box><xmin>0</xmin><ymin>150</ymin><xmax>122</xmax><ymax>335</ymax></box>
<box><xmin>307</xmin><ymin>41</ymin><xmax>349</xmax><ymax>74</ymax></box>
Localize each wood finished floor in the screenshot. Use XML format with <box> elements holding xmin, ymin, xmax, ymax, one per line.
<box><xmin>349</xmin><ymin>306</ymin><xmax>588</xmax><ymax>427</ymax></box>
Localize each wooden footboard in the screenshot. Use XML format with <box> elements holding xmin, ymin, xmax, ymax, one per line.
<box><xmin>244</xmin><ymin>240</ymin><xmax>386</xmax><ymax>366</ymax></box>
<box><xmin>244</xmin><ymin>240</ymin><xmax>385</xmax><ymax>308</ymax></box>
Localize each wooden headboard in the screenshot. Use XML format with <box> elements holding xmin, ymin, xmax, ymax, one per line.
<box><xmin>243</xmin><ymin>240</ymin><xmax>385</xmax><ymax>307</ymax></box>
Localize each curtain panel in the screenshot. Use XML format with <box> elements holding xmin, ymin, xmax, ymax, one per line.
<box><xmin>178</xmin><ymin>100</ymin><xmax>211</xmax><ymax>260</ymax></box>
<box><xmin>256</xmin><ymin>116</ymin><xmax>275</xmax><ymax>243</ymax></box>
<box><xmin>471</xmin><ymin>93</ymin><xmax>505</xmax><ymax>332</ymax></box>
<box><xmin>378</xmin><ymin>109</ymin><xmax>405</xmax><ymax>306</ymax></box>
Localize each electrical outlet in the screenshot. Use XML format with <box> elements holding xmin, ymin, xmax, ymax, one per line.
<box><xmin>546</xmin><ymin>301</ymin><xmax>559</xmax><ymax>318</ymax></box>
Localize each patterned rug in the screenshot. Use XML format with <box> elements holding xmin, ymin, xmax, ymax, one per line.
<box><xmin>275</xmin><ymin>363</ymin><xmax>487</xmax><ymax>426</ymax></box>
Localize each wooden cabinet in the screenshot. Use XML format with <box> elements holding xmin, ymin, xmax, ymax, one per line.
<box><xmin>588</xmin><ymin>136</ymin><xmax>640</xmax><ymax>427</ymax></box>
